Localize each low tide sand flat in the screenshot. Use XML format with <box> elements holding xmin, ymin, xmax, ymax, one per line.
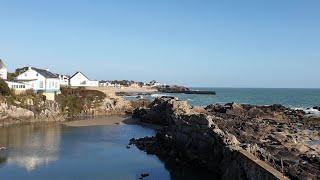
<box><xmin>63</xmin><ymin>116</ymin><xmax>128</xmax><ymax>127</ymax></box>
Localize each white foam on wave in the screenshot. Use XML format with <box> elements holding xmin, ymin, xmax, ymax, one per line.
<box><xmin>123</xmin><ymin>95</ymin><xmax>137</xmax><ymax>98</ymax></box>
<box><xmin>294</xmin><ymin>107</ymin><xmax>320</xmax><ymax>117</ymax></box>
<box><xmin>151</xmin><ymin>94</ymin><xmax>169</xmax><ymax>97</ymax></box>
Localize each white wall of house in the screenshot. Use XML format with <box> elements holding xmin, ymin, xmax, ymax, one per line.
<box><xmin>6</xmin><ymin>81</ymin><xmax>31</xmax><ymax>90</ymax></box>
<box><xmin>0</xmin><ymin>67</ymin><xmax>7</xmax><ymax>80</ymax></box>
<box><xmin>16</xmin><ymin>68</ymin><xmax>60</xmax><ymax>92</ymax></box>
<box><xmin>59</xmin><ymin>75</ymin><xmax>69</xmax><ymax>86</ymax></box>
<box><xmin>70</xmin><ymin>72</ymin><xmax>98</xmax><ymax>87</ymax></box>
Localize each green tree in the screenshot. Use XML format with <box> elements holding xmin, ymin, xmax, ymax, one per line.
<box><xmin>6</xmin><ymin>67</ymin><xmax>29</xmax><ymax>81</ymax></box>
<box><xmin>15</xmin><ymin>67</ymin><xmax>28</xmax><ymax>76</ymax></box>
<box><xmin>7</xmin><ymin>72</ymin><xmax>16</xmax><ymax>81</ymax></box>
<box><xmin>0</xmin><ymin>79</ymin><xmax>11</xmax><ymax>96</ymax></box>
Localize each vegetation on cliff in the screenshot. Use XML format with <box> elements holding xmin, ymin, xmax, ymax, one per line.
<box><xmin>56</xmin><ymin>88</ymin><xmax>106</xmax><ymax>118</ymax></box>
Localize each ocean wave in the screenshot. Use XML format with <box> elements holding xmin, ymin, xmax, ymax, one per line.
<box><xmin>123</xmin><ymin>95</ymin><xmax>138</xmax><ymax>98</ymax></box>
<box><xmin>151</xmin><ymin>94</ymin><xmax>169</xmax><ymax>97</ymax></box>
<box><xmin>295</xmin><ymin>107</ymin><xmax>320</xmax><ymax>117</ymax></box>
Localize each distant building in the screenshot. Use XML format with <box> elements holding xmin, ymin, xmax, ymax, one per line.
<box><xmin>69</xmin><ymin>72</ymin><xmax>99</xmax><ymax>87</ymax></box>
<box><xmin>147</xmin><ymin>80</ymin><xmax>161</xmax><ymax>87</ymax></box>
<box><xmin>16</xmin><ymin>67</ymin><xmax>61</xmax><ymax>100</ymax></box>
<box><xmin>99</xmin><ymin>80</ymin><xmax>113</xmax><ymax>87</ymax></box>
<box><xmin>58</xmin><ymin>74</ymin><xmax>70</xmax><ymax>86</ymax></box>
<box><xmin>0</xmin><ymin>59</ymin><xmax>8</xmax><ymax>80</ymax></box>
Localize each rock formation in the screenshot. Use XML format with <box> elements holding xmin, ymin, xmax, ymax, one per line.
<box><xmin>132</xmin><ymin>97</ymin><xmax>320</xmax><ymax>179</ymax></box>
<box><xmin>0</xmin><ymin>100</ymin><xmax>65</xmax><ymax>127</ymax></box>
<box><xmin>156</xmin><ymin>85</ymin><xmax>216</xmax><ymax>95</ymax></box>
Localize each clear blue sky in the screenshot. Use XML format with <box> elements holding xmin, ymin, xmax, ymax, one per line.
<box><xmin>0</xmin><ymin>0</ymin><xmax>319</xmax><ymax>88</ymax></box>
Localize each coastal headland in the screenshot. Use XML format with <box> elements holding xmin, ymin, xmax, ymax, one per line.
<box><xmin>131</xmin><ymin>97</ymin><xmax>320</xmax><ymax>179</ymax></box>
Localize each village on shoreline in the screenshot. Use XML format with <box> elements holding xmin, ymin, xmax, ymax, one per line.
<box><xmin>0</xmin><ymin>58</ymin><xmax>163</xmax><ymax>101</ymax></box>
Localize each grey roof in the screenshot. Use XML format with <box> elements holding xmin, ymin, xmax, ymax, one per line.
<box><xmin>32</xmin><ymin>67</ymin><xmax>59</xmax><ymax>78</ymax></box>
<box><xmin>0</xmin><ymin>59</ymin><xmax>7</xmax><ymax>69</ymax></box>
<box><xmin>70</xmin><ymin>71</ymin><xmax>90</xmax><ymax>80</ymax></box>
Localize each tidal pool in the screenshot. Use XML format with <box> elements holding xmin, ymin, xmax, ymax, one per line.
<box><xmin>0</xmin><ymin>122</ymin><xmax>214</xmax><ymax>180</ymax></box>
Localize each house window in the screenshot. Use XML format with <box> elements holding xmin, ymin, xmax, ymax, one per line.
<box><xmin>39</xmin><ymin>81</ymin><xmax>44</xmax><ymax>88</ymax></box>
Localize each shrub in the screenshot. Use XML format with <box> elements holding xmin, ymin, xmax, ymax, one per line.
<box><xmin>57</xmin><ymin>88</ymin><xmax>106</xmax><ymax>118</ymax></box>
<box><xmin>57</xmin><ymin>94</ymin><xmax>83</xmax><ymax>118</ymax></box>
<box><xmin>25</xmin><ymin>89</ymin><xmax>35</xmax><ymax>96</ymax></box>
<box><xmin>0</xmin><ymin>79</ymin><xmax>11</xmax><ymax>96</ymax></box>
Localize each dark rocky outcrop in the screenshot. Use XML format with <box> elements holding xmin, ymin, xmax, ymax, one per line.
<box><xmin>313</xmin><ymin>106</ymin><xmax>320</xmax><ymax>111</ymax></box>
<box><xmin>156</xmin><ymin>85</ymin><xmax>216</xmax><ymax>95</ymax></box>
<box><xmin>205</xmin><ymin>103</ymin><xmax>319</xmax><ymax>179</ymax></box>
<box><xmin>156</xmin><ymin>85</ymin><xmax>190</xmax><ymax>93</ymax></box>
<box><xmin>133</xmin><ymin>96</ymin><xmax>190</xmax><ymax>126</ymax></box>
<box><xmin>130</xmin><ymin>97</ymin><xmax>292</xmax><ymax>179</ymax></box>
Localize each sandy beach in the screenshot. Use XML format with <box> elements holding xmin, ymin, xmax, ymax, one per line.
<box><xmin>63</xmin><ymin>116</ymin><xmax>138</xmax><ymax>127</ymax></box>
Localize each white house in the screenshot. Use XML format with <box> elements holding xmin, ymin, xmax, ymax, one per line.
<box><xmin>0</xmin><ymin>59</ymin><xmax>8</xmax><ymax>80</ymax></box>
<box><xmin>5</xmin><ymin>80</ymin><xmax>31</xmax><ymax>93</ymax></box>
<box><xmin>16</xmin><ymin>67</ymin><xmax>61</xmax><ymax>100</ymax></box>
<box><xmin>147</xmin><ymin>80</ymin><xmax>162</xmax><ymax>87</ymax></box>
<box><xmin>99</xmin><ymin>80</ymin><xmax>117</xmax><ymax>87</ymax></box>
<box><xmin>69</xmin><ymin>72</ymin><xmax>99</xmax><ymax>87</ymax></box>
<box><xmin>58</xmin><ymin>74</ymin><xmax>70</xmax><ymax>86</ymax></box>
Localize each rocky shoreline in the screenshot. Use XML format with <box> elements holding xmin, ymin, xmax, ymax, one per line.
<box><xmin>0</xmin><ymin>89</ymin><xmax>150</xmax><ymax>127</ymax></box>
<box><xmin>0</xmin><ymin>101</ymin><xmax>65</xmax><ymax>127</ymax></box>
<box><xmin>131</xmin><ymin>97</ymin><xmax>320</xmax><ymax>179</ymax></box>
<box><xmin>2</xmin><ymin>90</ymin><xmax>319</xmax><ymax>179</ymax></box>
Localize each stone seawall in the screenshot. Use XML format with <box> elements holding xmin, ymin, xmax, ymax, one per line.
<box><xmin>132</xmin><ymin>97</ymin><xmax>289</xmax><ymax>180</ymax></box>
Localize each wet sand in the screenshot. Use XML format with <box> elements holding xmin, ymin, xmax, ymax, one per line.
<box><xmin>63</xmin><ymin>116</ymin><xmax>138</xmax><ymax>127</ymax></box>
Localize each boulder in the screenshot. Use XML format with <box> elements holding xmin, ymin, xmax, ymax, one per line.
<box><xmin>313</xmin><ymin>106</ymin><xmax>320</xmax><ymax>111</ymax></box>
<box><xmin>132</xmin><ymin>108</ymin><xmax>148</xmax><ymax>119</ymax></box>
<box><xmin>226</xmin><ymin>103</ymin><xmax>245</xmax><ymax>116</ymax></box>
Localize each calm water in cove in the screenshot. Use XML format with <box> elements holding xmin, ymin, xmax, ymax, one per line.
<box><xmin>0</xmin><ymin>123</ymin><xmax>214</xmax><ymax>180</ymax></box>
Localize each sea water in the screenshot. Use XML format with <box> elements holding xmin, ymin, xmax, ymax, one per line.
<box><xmin>152</xmin><ymin>88</ymin><xmax>320</xmax><ymax>108</ymax></box>
<box><xmin>0</xmin><ymin>123</ymin><xmax>215</xmax><ymax>180</ymax></box>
